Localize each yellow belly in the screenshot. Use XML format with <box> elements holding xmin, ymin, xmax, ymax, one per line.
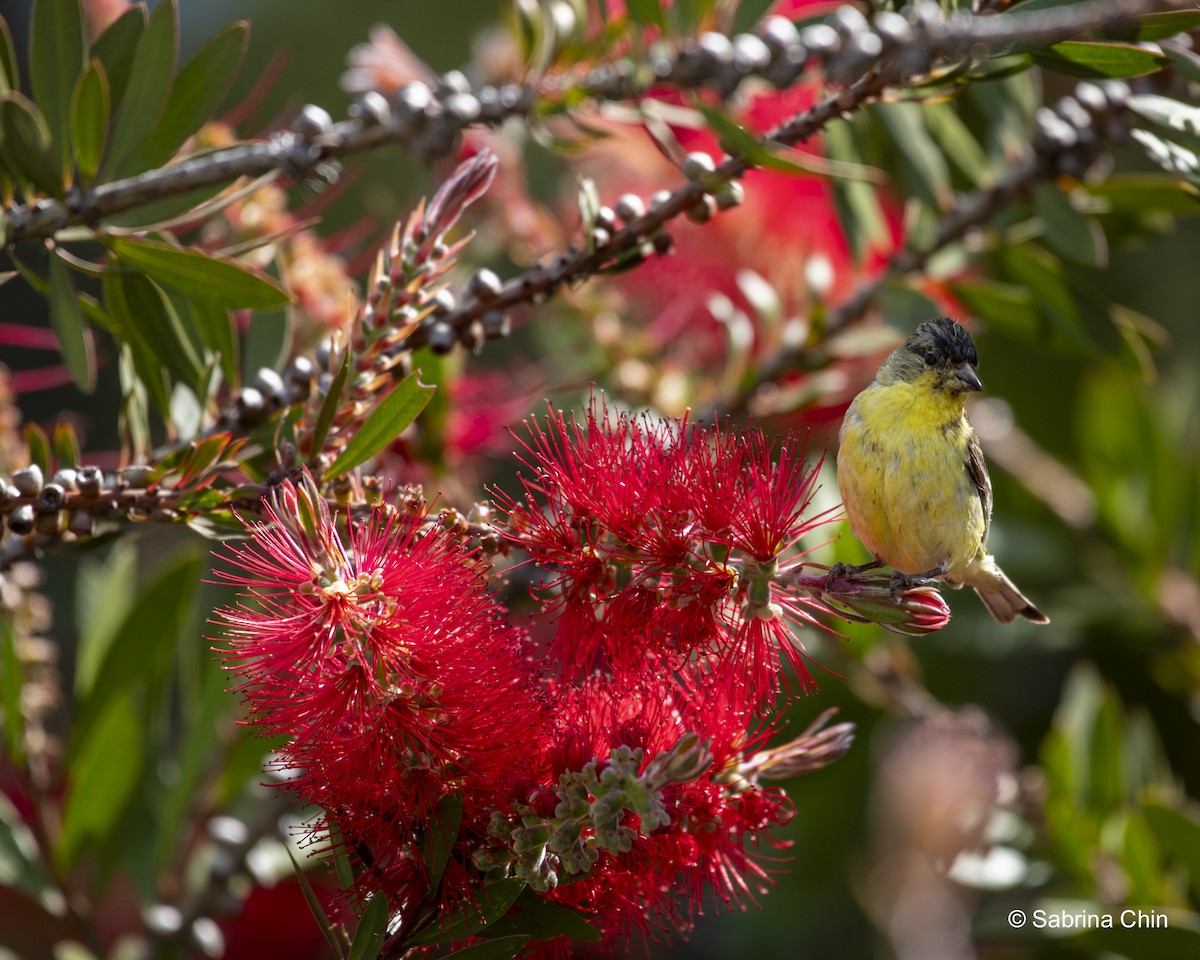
<box><xmin>837</xmin><ymin>380</ymin><xmax>986</xmax><ymax>579</ymax></box>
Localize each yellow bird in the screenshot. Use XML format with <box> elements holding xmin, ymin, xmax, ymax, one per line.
<box><xmin>836</xmin><ymin>316</ymin><xmax>1048</xmax><ymax>624</ymax></box>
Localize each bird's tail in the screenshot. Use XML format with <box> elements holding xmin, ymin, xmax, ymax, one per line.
<box><xmin>968</xmin><ymin>556</ymin><xmax>1049</xmax><ymax>624</ymax></box>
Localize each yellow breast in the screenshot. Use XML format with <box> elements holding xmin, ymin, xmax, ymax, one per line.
<box><xmin>837</xmin><ymin>376</ymin><xmax>986</xmax><ymax>579</ymax></box>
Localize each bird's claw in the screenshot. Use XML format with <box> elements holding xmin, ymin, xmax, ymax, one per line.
<box><xmin>888</xmin><ymin>567</ymin><xmax>945</xmax><ymax>597</ymax></box>
<box><xmin>825</xmin><ymin>558</ymin><xmax>883</xmax><ymax>591</ymax></box>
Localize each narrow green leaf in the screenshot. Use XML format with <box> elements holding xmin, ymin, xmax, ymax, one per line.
<box><xmin>445</xmin><ymin>937</ymin><xmax>530</xmax><ymax>960</ymax></box>
<box><xmin>1144</xmin><ymin>795</ymin><xmax>1200</xmax><ymax>901</ymax></box>
<box><xmin>30</xmin><ymin>0</ymin><xmax>86</xmax><ymax>179</ymax></box>
<box><xmin>70</xmin><ymin>60</ymin><xmax>110</xmax><ymax>182</ymax></box>
<box><xmin>242</xmin><ymin>308</ymin><xmax>291</xmax><ymax>381</ymax></box>
<box><xmin>1130</xmin><ymin>130</ymin><xmax>1200</xmax><ymax>186</ymax></box>
<box><xmin>89</xmin><ymin>5</ymin><xmax>146</xmax><ymax>108</ymax></box>
<box><xmin>1127</xmin><ymin>94</ymin><xmax>1200</xmax><ymax>152</ymax></box>
<box><xmin>130</xmin><ymin>21</ymin><xmax>248</xmax><ymax>171</ymax></box>
<box><xmin>947</xmin><ymin>280</ymin><xmax>1040</xmax><ymax>338</ymax></box>
<box><xmin>872</xmin><ymin>102</ymin><xmax>953</xmax><ymax>212</ymax></box>
<box><xmin>1033</xmin><ymin>183</ymin><xmax>1105</xmax><ymax>267</ymax></box>
<box><xmin>326</xmin><ymin>373</ymin><xmax>435</xmax><ymax>479</ymax></box>
<box><xmin>1126</xmin><ymin>10</ymin><xmax>1200</xmax><ymax>42</ymax></box>
<box><xmin>1032</xmin><ymin>41</ymin><xmax>1167</xmax><ymax>80</ymax></box>
<box><xmin>285</xmin><ymin>843</ymin><xmax>347</xmax><ymax>960</ymax></box>
<box><xmin>482</xmin><ymin>890</ymin><xmax>601</xmax><ymax>942</ymax></box>
<box><xmin>624</xmin><ymin>0</ymin><xmax>667</xmax><ymax>30</ymax></box>
<box><xmin>189</xmin><ymin>299</ymin><xmax>238</xmax><ymax>386</ymax></box>
<box><xmin>75</xmin><ymin>540</ymin><xmax>137</xmax><ymax>698</ymax></box>
<box><xmin>107</xmin><ymin>236</ymin><xmax>291</xmax><ymax>309</ymax></box>
<box><xmin>0</xmin><ymin>792</ymin><xmax>53</xmax><ymax>896</ymax></box>
<box><xmin>71</xmin><ymin>549</ymin><xmax>202</xmax><ymax>741</ymax></box>
<box><xmin>104</xmin><ymin>271</ymin><xmax>202</xmax><ymax>386</ymax></box>
<box><xmin>1162</xmin><ymin>40</ymin><xmax>1200</xmax><ymax>85</ymax></box>
<box><xmin>1</xmin><ymin>616</ymin><xmax>24</xmax><ymax>759</ymax></box>
<box><xmin>24</xmin><ymin>424</ymin><xmax>51</xmax><ymax>475</ymax></box>
<box><xmin>922</xmin><ymin>102</ymin><xmax>993</xmax><ymax>187</ymax></box>
<box><xmin>101</xmin><ymin>0</ymin><xmax>176</xmax><ymax>178</ymax></box>
<box><xmin>309</xmin><ymin>345</ymin><xmax>351</xmax><ymax>461</ymax></box>
<box><xmin>347</xmin><ymin>895</ymin><xmax>390</xmax><ymax>960</ymax></box>
<box><xmin>426</xmin><ymin>793</ymin><xmax>463</xmax><ymax>895</ymax></box>
<box><xmin>58</xmin><ymin>698</ymin><xmax>144</xmax><ymax>868</ymax></box>
<box><xmin>47</xmin><ymin>253</ymin><xmax>96</xmax><ymax>392</ymax></box>
<box><xmin>1086</xmin><ymin>174</ymin><xmax>1200</xmax><ymax>214</ymax></box>
<box><xmin>0</xmin><ymin>92</ymin><xmax>65</xmax><ymax>196</ymax></box>
<box><xmin>824</xmin><ymin>118</ymin><xmax>888</xmax><ymax>263</ymax></box>
<box><xmin>405</xmin><ymin>878</ymin><xmax>526</xmax><ymax>947</ymax></box>
<box><xmin>1000</xmin><ymin>244</ymin><xmax>1090</xmax><ymax>348</ymax></box>
<box><xmin>1077</xmin><ymin>913</ymin><xmax>1200</xmax><ymax>960</ymax></box>
<box><xmin>0</xmin><ymin>17</ymin><xmax>16</xmax><ymax>92</ymax></box>
<box><xmin>52</xmin><ymin>422</ymin><xmax>80</xmax><ymax>468</ymax></box>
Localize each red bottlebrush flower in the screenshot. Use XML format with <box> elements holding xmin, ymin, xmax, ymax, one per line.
<box><xmin>212</xmin><ymin>470</ymin><xmax>544</xmax><ymax>913</ymax></box>
<box><xmin>494</xmin><ymin>396</ymin><xmax>840</xmax><ymax>698</ymax></box>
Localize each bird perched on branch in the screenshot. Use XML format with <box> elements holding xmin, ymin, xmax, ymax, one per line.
<box><xmin>836</xmin><ymin>316</ymin><xmax>1048</xmax><ymax>624</ymax></box>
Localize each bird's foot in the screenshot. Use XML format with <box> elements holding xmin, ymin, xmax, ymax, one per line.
<box><xmin>826</xmin><ymin>557</ymin><xmax>884</xmax><ymax>590</ymax></box>
<box><xmin>889</xmin><ymin>565</ymin><xmax>946</xmax><ymax>597</ymax></box>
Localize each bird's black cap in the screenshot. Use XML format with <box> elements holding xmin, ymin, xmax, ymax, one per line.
<box><xmin>905</xmin><ymin>316</ymin><xmax>979</xmax><ymax>367</ymax></box>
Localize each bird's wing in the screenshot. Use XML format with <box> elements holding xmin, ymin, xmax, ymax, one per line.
<box><xmin>965</xmin><ymin>424</ymin><xmax>993</xmax><ymax>545</ymax></box>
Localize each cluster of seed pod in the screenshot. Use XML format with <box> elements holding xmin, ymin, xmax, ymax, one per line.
<box><xmin>1033</xmin><ymin>79</ymin><xmax>1138</xmax><ymax>179</ymax></box>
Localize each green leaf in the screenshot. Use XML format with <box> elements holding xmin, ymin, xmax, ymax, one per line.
<box><xmin>1162</xmin><ymin>40</ymin><xmax>1200</xmax><ymax>85</ymax></box>
<box><xmin>1086</xmin><ymin>174</ymin><xmax>1200</xmax><ymax>214</ymax></box>
<box><xmin>58</xmin><ymin>698</ymin><xmax>144</xmax><ymax>869</ymax></box>
<box><xmin>104</xmin><ymin>271</ymin><xmax>202</xmax><ymax>387</ymax></box>
<box><xmin>347</xmin><ymin>894</ymin><xmax>390</xmax><ymax>960</ymax></box>
<box><xmin>70</xmin><ymin>59</ymin><xmax>110</xmax><ymax>182</ymax></box>
<box><xmin>89</xmin><ymin>5</ymin><xmax>146</xmax><ymax>108</ymax></box>
<box><xmin>24</xmin><ymin>424</ymin><xmax>51</xmax><ymax>476</ymax></box>
<box><xmin>189</xmin><ymin>299</ymin><xmax>238</xmax><ymax>386</ymax></box>
<box><xmin>326</xmin><ymin>373</ymin><xmax>435</xmax><ymax>478</ymax></box>
<box><xmin>1032</xmin><ymin>41</ymin><xmax>1167</xmax><ymax>79</ymax></box>
<box><xmin>309</xmin><ymin>343</ymin><xmax>351</xmax><ymax>461</ymax></box>
<box><xmin>947</xmin><ymin>280</ymin><xmax>1040</xmax><ymax>339</ymax></box>
<box><xmin>1130</xmin><ymin>130</ymin><xmax>1200</xmax><ymax>186</ymax></box>
<box><xmin>426</xmin><ymin>793</ymin><xmax>463</xmax><ymax>896</ymax></box>
<box><xmin>445</xmin><ymin>936</ymin><xmax>530</xmax><ymax>960</ymax></box>
<box><xmin>52</xmin><ymin>422</ymin><xmax>80</xmax><ymax>469</ymax></box>
<box><xmin>1</xmin><ymin>616</ymin><xmax>23</xmax><ymax>759</ymax></box>
<box><xmin>624</xmin><ymin>0</ymin><xmax>667</xmax><ymax>30</ymax></box>
<box><xmin>825</xmin><ymin>118</ymin><xmax>888</xmax><ymax>263</ymax></box>
<box><xmin>107</xmin><ymin>236</ymin><xmax>291</xmax><ymax>309</ymax></box>
<box><xmin>75</xmin><ymin>540</ymin><xmax>137</xmax><ymax>698</ymax></box>
<box><xmin>242</xmin><ymin>308</ymin><xmax>291</xmax><ymax>381</ymax></box>
<box><xmin>1000</xmin><ymin>244</ymin><xmax>1091</xmax><ymax>349</ymax></box>
<box><xmin>1143</xmin><ymin>795</ymin><xmax>1200</xmax><ymax>901</ymax></box>
<box><xmin>129</xmin><ymin>21</ymin><xmax>248</xmax><ymax>171</ymax></box>
<box><xmin>1127</xmin><ymin>94</ymin><xmax>1200</xmax><ymax>152</ymax></box>
<box><xmin>1077</xmin><ymin>913</ymin><xmax>1200</xmax><ymax>960</ymax></box>
<box><xmin>47</xmin><ymin>253</ymin><xmax>96</xmax><ymax>392</ymax></box>
<box><xmin>101</xmin><ymin>0</ymin><xmax>176</xmax><ymax>178</ymax></box>
<box><xmin>1033</xmin><ymin>183</ymin><xmax>1105</xmax><ymax>267</ymax></box>
<box><xmin>0</xmin><ymin>92</ymin><xmax>65</xmax><ymax>196</ymax></box>
<box><xmin>285</xmin><ymin>843</ymin><xmax>347</xmax><ymax>960</ymax></box>
<box><xmin>30</xmin><ymin>0</ymin><xmax>86</xmax><ymax>179</ymax></box>
<box><xmin>482</xmin><ymin>890</ymin><xmax>601</xmax><ymax>943</ymax></box>
<box><xmin>0</xmin><ymin>792</ymin><xmax>53</xmax><ymax>896</ymax></box>
<box><xmin>71</xmin><ymin>549</ymin><xmax>201</xmax><ymax>741</ymax></box>
<box><xmin>922</xmin><ymin>102</ymin><xmax>994</xmax><ymax>187</ymax></box>
<box><xmin>872</xmin><ymin>101</ymin><xmax>953</xmax><ymax>212</ymax></box>
<box><xmin>0</xmin><ymin>17</ymin><xmax>16</xmax><ymax>92</ymax></box>
<box><xmin>405</xmin><ymin>878</ymin><xmax>526</xmax><ymax>947</ymax></box>
<box><xmin>1126</xmin><ymin>10</ymin><xmax>1200</xmax><ymax>42</ymax></box>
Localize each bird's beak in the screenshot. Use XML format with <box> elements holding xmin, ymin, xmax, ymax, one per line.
<box><xmin>948</xmin><ymin>363</ymin><xmax>983</xmax><ymax>393</ymax></box>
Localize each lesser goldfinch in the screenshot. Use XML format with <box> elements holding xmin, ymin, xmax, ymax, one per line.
<box><xmin>836</xmin><ymin>317</ymin><xmax>1048</xmax><ymax>624</ymax></box>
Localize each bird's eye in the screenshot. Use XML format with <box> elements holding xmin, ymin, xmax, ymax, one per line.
<box><xmin>923</xmin><ymin>351</ymin><xmax>937</xmax><ymax>366</ymax></box>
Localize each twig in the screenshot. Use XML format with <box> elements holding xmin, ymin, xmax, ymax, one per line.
<box><xmin>1</xmin><ymin>0</ymin><xmax>1173</xmax><ymax>248</ymax></box>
